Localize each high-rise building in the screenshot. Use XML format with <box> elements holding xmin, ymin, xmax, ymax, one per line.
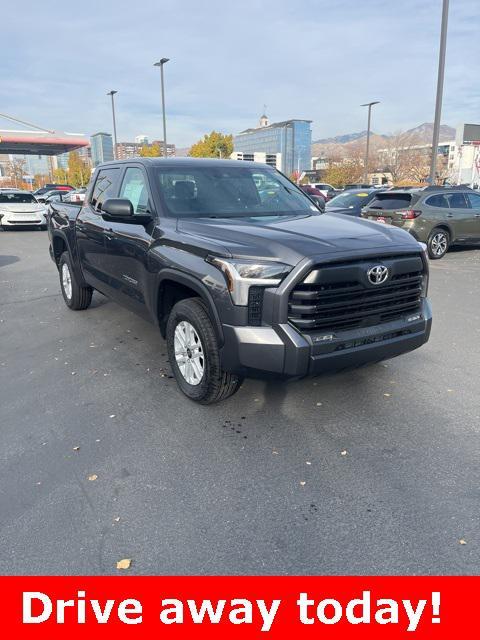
<box><xmin>135</xmin><ymin>135</ymin><xmax>149</xmax><ymax>145</ymax></box>
<box><xmin>90</xmin><ymin>132</ymin><xmax>114</xmax><ymax>166</ymax></box>
<box><xmin>233</xmin><ymin>115</ymin><xmax>312</xmax><ymax>175</ymax></box>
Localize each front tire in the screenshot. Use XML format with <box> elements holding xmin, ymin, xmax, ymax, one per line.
<box><xmin>58</xmin><ymin>251</ymin><xmax>93</xmax><ymax>310</ymax></box>
<box><xmin>166</xmin><ymin>298</ymin><xmax>243</xmax><ymax>404</ymax></box>
<box><xmin>427</xmin><ymin>228</ymin><xmax>449</xmax><ymax>259</ymax></box>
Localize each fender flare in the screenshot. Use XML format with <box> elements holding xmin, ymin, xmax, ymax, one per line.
<box><xmin>51</xmin><ymin>230</ymin><xmax>87</xmax><ymax>285</ymax></box>
<box><xmin>155</xmin><ymin>269</ymin><xmax>225</xmax><ymax>345</ymax></box>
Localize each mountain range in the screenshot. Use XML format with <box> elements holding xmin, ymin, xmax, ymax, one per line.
<box><xmin>312</xmin><ymin>123</ymin><xmax>455</xmax><ymax>156</ymax></box>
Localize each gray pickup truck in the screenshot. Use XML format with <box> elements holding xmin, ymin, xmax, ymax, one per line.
<box><xmin>47</xmin><ymin>158</ymin><xmax>432</xmax><ymax>404</ymax></box>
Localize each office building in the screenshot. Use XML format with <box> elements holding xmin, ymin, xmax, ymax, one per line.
<box><xmin>230</xmin><ymin>151</ymin><xmax>281</xmax><ymax>170</ymax></box>
<box><xmin>116</xmin><ymin>142</ymin><xmax>144</xmax><ymax>160</ymax></box>
<box><xmin>151</xmin><ymin>141</ymin><xmax>176</xmax><ymax>157</ymax></box>
<box><xmin>233</xmin><ymin>114</ymin><xmax>312</xmax><ymax>175</ymax></box>
<box><xmin>90</xmin><ymin>132</ymin><xmax>114</xmax><ymax>166</ymax></box>
<box><xmin>135</xmin><ymin>135</ymin><xmax>149</xmax><ymax>145</ymax></box>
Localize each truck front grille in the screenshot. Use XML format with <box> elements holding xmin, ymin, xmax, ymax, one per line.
<box><xmin>288</xmin><ymin>254</ymin><xmax>424</xmax><ymax>332</ymax></box>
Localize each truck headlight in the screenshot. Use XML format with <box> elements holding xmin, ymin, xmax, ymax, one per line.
<box><xmin>207</xmin><ymin>257</ymin><xmax>292</xmax><ymax>305</ymax></box>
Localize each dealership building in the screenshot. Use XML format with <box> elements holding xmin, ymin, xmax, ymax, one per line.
<box><xmin>232</xmin><ymin>114</ymin><xmax>312</xmax><ymax>175</ymax></box>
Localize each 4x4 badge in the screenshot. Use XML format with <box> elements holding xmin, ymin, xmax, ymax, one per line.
<box><xmin>367</xmin><ymin>265</ymin><xmax>389</xmax><ymax>285</ymax></box>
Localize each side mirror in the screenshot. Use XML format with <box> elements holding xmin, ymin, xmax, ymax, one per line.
<box><xmin>102</xmin><ymin>198</ymin><xmax>134</xmax><ymax>219</ymax></box>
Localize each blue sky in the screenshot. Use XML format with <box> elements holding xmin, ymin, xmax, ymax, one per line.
<box><xmin>1</xmin><ymin>0</ymin><xmax>479</xmax><ymax>147</ymax></box>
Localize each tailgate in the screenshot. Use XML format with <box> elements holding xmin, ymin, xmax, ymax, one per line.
<box><xmin>363</xmin><ymin>208</ymin><xmax>408</xmax><ymax>227</ymax></box>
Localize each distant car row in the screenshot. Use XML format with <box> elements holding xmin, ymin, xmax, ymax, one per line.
<box><xmin>324</xmin><ymin>185</ymin><xmax>480</xmax><ymax>259</ymax></box>
<box><xmin>0</xmin><ymin>186</ymin><xmax>86</xmax><ymax>230</ymax></box>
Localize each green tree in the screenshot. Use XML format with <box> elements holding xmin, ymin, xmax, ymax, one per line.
<box><xmin>188</xmin><ymin>131</ymin><xmax>233</xmax><ymax>158</ymax></box>
<box><xmin>67</xmin><ymin>151</ymin><xmax>91</xmax><ymax>187</ymax></box>
<box><xmin>139</xmin><ymin>143</ymin><xmax>161</xmax><ymax>157</ymax></box>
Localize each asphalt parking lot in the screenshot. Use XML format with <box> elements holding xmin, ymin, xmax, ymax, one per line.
<box><xmin>0</xmin><ymin>230</ymin><xmax>479</xmax><ymax>575</ymax></box>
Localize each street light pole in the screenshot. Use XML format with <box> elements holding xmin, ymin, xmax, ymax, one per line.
<box><xmin>154</xmin><ymin>58</ymin><xmax>170</xmax><ymax>158</ymax></box>
<box><xmin>107</xmin><ymin>90</ymin><xmax>118</xmax><ymax>159</ymax></box>
<box><xmin>361</xmin><ymin>101</ymin><xmax>380</xmax><ymax>183</ymax></box>
<box><xmin>429</xmin><ymin>0</ymin><xmax>449</xmax><ymax>185</ymax></box>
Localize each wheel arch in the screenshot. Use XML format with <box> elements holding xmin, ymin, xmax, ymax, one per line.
<box><xmin>155</xmin><ymin>270</ymin><xmax>224</xmax><ymax>345</ymax></box>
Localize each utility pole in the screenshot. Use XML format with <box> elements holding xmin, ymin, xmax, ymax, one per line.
<box><xmin>154</xmin><ymin>58</ymin><xmax>170</xmax><ymax>158</ymax></box>
<box><xmin>361</xmin><ymin>101</ymin><xmax>380</xmax><ymax>183</ymax></box>
<box><xmin>107</xmin><ymin>91</ymin><xmax>118</xmax><ymax>159</ymax></box>
<box><xmin>429</xmin><ymin>0</ymin><xmax>449</xmax><ymax>185</ymax></box>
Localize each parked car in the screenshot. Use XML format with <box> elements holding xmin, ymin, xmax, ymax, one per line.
<box><xmin>34</xmin><ymin>184</ymin><xmax>74</xmax><ymax>197</ymax></box>
<box><xmin>48</xmin><ymin>158</ymin><xmax>431</xmax><ymax>404</ymax></box>
<box><xmin>36</xmin><ymin>189</ymin><xmax>73</xmax><ymax>203</ymax></box>
<box><xmin>308</xmin><ymin>183</ymin><xmax>336</xmax><ymax>200</ymax></box>
<box><xmin>64</xmin><ymin>188</ymin><xmax>86</xmax><ymax>203</ymax></box>
<box><xmin>0</xmin><ymin>190</ymin><xmax>47</xmax><ymax>229</ymax></box>
<box><xmin>344</xmin><ymin>183</ymin><xmax>373</xmax><ymax>190</ymax></box>
<box><xmin>300</xmin><ymin>185</ymin><xmax>326</xmax><ymax>210</ymax></box>
<box><xmin>361</xmin><ymin>186</ymin><xmax>480</xmax><ymax>259</ymax></box>
<box><xmin>325</xmin><ymin>189</ymin><xmax>378</xmax><ymax>217</ymax></box>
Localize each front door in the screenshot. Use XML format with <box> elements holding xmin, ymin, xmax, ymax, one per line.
<box><xmin>445</xmin><ymin>192</ymin><xmax>474</xmax><ymax>241</ymax></box>
<box><xmin>466</xmin><ymin>192</ymin><xmax>480</xmax><ymax>242</ymax></box>
<box><xmin>102</xmin><ymin>165</ymin><xmax>157</xmax><ymax>316</ymax></box>
<box><xmin>76</xmin><ymin>166</ymin><xmax>122</xmax><ymax>292</ymax></box>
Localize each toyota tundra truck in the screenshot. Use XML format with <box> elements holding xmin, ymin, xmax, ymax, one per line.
<box><xmin>47</xmin><ymin>158</ymin><xmax>432</xmax><ymax>404</ymax></box>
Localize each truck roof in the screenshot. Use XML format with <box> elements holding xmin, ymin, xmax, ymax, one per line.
<box><xmin>96</xmin><ymin>157</ymin><xmax>276</xmax><ymax>170</ymax></box>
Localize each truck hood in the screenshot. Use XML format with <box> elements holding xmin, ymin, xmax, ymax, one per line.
<box><xmin>177</xmin><ymin>212</ymin><xmax>419</xmax><ymax>264</ymax></box>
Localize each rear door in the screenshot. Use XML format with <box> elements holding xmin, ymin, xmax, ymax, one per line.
<box><xmin>445</xmin><ymin>192</ymin><xmax>473</xmax><ymax>241</ymax></box>
<box><xmin>465</xmin><ymin>192</ymin><xmax>480</xmax><ymax>241</ymax></box>
<box><xmin>76</xmin><ymin>167</ymin><xmax>121</xmax><ymax>291</ymax></box>
<box><xmin>102</xmin><ymin>165</ymin><xmax>157</xmax><ymax>316</ymax></box>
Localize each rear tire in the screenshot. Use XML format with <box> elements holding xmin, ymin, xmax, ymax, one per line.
<box><xmin>58</xmin><ymin>251</ymin><xmax>93</xmax><ymax>310</ymax></box>
<box><xmin>427</xmin><ymin>228</ymin><xmax>450</xmax><ymax>259</ymax></box>
<box><xmin>166</xmin><ymin>298</ymin><xmax>243</xmax><ymax>404</ymax></box>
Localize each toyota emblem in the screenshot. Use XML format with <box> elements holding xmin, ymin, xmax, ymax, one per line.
<box><xmin>367</xmin><ymin>265</ymin><xmax>389</xmax><ymax>285</ymax></box>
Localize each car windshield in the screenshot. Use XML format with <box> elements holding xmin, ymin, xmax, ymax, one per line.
<box><xmin>0</xmin><ymin>193</ymin><xmax>37</xmax><ymax>204</ymax></box>
<box><xmin>327</xmin><ymin>191</ymin><xmax>374</xmax><ymax>209</ymax></box>
<box><xmin>152</xmin><ymin>166</ymin><xmax>319</xmax><ymax>218</ymax></box>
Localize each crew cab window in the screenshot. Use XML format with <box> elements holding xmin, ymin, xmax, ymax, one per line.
<box><xmin>425</xmin><ymin>194</ymin><xmax>449</xmax><ymax>208</ymax></box>
<box><xmin>446</xmin><ymin>193</ymin><xmax>469</xmax><ymax>209</ymax></box>
<box><xmin>467</xmin><ymin>193</ymin><xmax>480</xmax><ymax>209</ymax></box>
<box><xmin>119</xmin><ymin>168</ymin><xmax>150</xmax><ymax>214</ymax></box>
<box><xmin>90</xmin><ymin>168</ymin><xmax>120</xmax><ymax>211</ymax></box>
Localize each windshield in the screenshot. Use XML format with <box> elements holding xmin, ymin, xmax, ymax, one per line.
<box><xmin>327</xmin><ymin>191</ymin><xmax>375</xmax><ymax>209</ymax></box>
<box><xmin>152</xmin><ymin>166</ymin><xmax>319</xmax><ymax>218</ymax></box>
<box><xmin>0</xmin><ymin>193</ymin><xmax>37</xmax><ymax>204</ymax></box>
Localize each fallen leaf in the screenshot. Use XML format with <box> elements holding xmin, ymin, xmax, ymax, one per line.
<box><xmin>459</xmin><ymin>539</ymin><xmax>467</xmax><ymax>545</ymax></box>
<box><xmin>109</xmin><ymin>414</ymin><xmax>116</xmax><ymax>419</ymax></box>
<box><xmin>340</xmin><ymin>450</ymin><xmax>347</xmax><ymax>456</ymax></box>
<box><xmin>114</xmin><ymin>517</ymin><xmax>120</xmax><ymax>522</ymax></box>
<box><xmin>300</xmin><ymin>481</ymin><xmax>306</xmax><ymax>486</ymax></box>
<box><xmin>73</xmin><ymin>446</ymin><xmax>80</xmax><ymax>451</ymax></box>
<box><xmin>116</xmin><ymin>558</ymin><xmax>131</xmax><ymax>570</ymax></box>
<box><xmin>383</xmin><ymin>393</ymin><xmax>391</xmax><ymax>397</ymax></box>
<box><xmin>88</xmin><ymin>474</ymin><xmax>98</xmax><ymax>481</ymax></box>
<box><xmin>272</xmin><ymin>450</ymin><xmax>279</xmax><ymax>455</ymax></box>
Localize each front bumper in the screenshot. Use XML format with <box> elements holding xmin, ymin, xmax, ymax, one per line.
<box><xmin>220</xmin><ymin>298</ymin><xmax>432</xmax><ymax>377</ymax></box>
<box><xmin>0</xmin><ymin>213</ymin><xmax>46</xmax><ymax>227</ymax></box>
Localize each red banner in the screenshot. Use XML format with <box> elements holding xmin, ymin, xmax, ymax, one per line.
<box><xmin>0</xmin><ymin>576</ymin><xmax>477</xmax><ymax>637</ymax></box>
